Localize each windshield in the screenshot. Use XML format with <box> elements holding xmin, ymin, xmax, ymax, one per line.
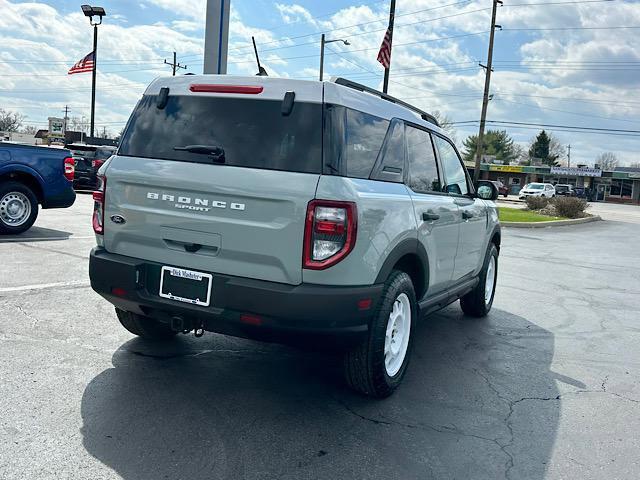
<box><xmin>118</xmin><ymin>95</ymin><xmax>322</xmax><ymax>173</ymax></box>
<box><xmin>526</xmin><ymin>184</ymin><xmax>544</xmax><ymax>190</ymax></box>
<box><xmin>555</xmin><ymin>185</ymin><xmax>569</xmax><ymax>191</ymax></box>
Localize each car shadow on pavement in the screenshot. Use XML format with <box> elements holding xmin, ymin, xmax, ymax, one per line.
<box><xmin>81</xmin><ymin>306</ymin><xmax>568</xmax><ymax>480</ymax></box>
<box><xmin>0</xmin><ymin>226</ymin><xmax>72</xmax><ymax>242</ymax></box>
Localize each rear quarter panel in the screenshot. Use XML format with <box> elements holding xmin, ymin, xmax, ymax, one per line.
<box><xmin>303</xmin><ymin>176</ymin><xmax>417</xmax><ymax>286</ymax></box>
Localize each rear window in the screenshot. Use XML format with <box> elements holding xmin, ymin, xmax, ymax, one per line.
<box><xmin>118</xmin><ymin>95</ymin><xmax>322</xmax><ymax>173</ymax></box>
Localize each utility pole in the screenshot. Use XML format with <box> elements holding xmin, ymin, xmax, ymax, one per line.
<box><xmin>102</xmin><ymin>126</ymin><xmax>107</xmax><ymax>138</ymax></box>
<box><xmin>382</xmin><ymin>0</ymin><xmax>396</xmax><ymax>94</ymax></box>
<box><xmin>567</xmin><ymin>144</ymin><xmax>571</xmax><ymax>168</ymax></box>
<box><xmin>473</xmin><ymin>0</ymin><xmax>502</xmax><ymax>183</ymax></box>
<box><xmin>164</xmin><ymin>51</ymin><xmax>186</xmax><ymax>76</ymax></box>
<box><xmin>62</xmin><ymin>105</ymin><xmax>69</xmax><ymax>134</ymax></box>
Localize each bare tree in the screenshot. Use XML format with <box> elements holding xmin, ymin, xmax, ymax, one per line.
<box><xmin>432</xmin><ymin>110</ymin><xmax>457</xmax><ymax>144</ymax></box>
<box><xmin>595</xmin><ymin>152</ymin><xmax>618</xmax><ymax>171</ymax></box>
<box><xmin>0</xmin><ymin>109</ymin><xmax>25</xmax><ymax>132</ymax></box>
<box><xmin>21</xmin><ymin>125</ymin><xmax>38</xmax><ymax>135</ymax></box>
<box><xmin>628</xmin><ymin>161</ymin><xmax>640</xmax><ymax>169</ymax></box>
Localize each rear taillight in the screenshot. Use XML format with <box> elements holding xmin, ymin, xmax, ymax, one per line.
<box><xmin>64</xmin><ymin>157</ymin><xmax>75</xmax><ymax>181</ymax></box>
<box><xmin>303</xmin><ymin>200</ymin><xmax>357</xmax><ymax>270</ymax></box>
<box><xmin>92</xmin><ymin>159</ymin><xmax>105</xmax><ymax>169</ymax></box>
<box><xmin>189</xmin><ymin>84</ymin><xmax>263</xmax><ymax>94</ymax></box>
<box><xmin>92</xmin><ymin>175</ymin><xmax>106</xmax><ymax>235</ymax></box>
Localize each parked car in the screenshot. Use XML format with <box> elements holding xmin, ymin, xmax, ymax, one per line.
<box><xmin>0</xmin><ymin>141</ymin><xmax>76</xmax><ymax>234</ymax></box>
<box><xmin>89</xmin><ymin>76</ymin><xmax>501</xmax><ymax>398</ymax></box>
<box><xmin>68</xmin><ymin>144</ymin><xmax>116</xmax><ymax>190</ymax></box>
<box><xmin>554</xmin><ymin>184</ymin><xmax>574</xmax><ymax>197</ymax></box>
<box><xmin>573</xmin><ymin>187</ymin><xmax>585</xmax><ymax>198</ymax></box>
<box><xmin>491</xmin><ymin>180</ymin><xmax>509</xmax><ymax>197</ymax></box>
<box><xmin>519</xmin><ymin>182</ymin><xmax>556</xmax><ymax>199</ymax></box>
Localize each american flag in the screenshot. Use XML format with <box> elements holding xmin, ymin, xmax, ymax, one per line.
<box><xmin>377</xmin><ymin>27</ymin><xmax>392</xmax><ymax>69</ymax></box>
<box><xmin>68</xmin><ymin>52</ymin><xmax>95</xmax><ymax>75</ymax></box>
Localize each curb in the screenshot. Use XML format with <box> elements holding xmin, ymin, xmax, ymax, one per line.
<box><xmin>502</xmin><ymin>215</ymin><xmax>602</xmax><ymax>228</ymax></box>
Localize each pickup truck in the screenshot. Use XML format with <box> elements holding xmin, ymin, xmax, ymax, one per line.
<box><xmin>0</xmin><ymin>142</ymin><xmax>76</xmax><ymax>234</ymax></box>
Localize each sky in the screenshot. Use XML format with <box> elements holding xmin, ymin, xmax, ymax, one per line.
<box><xmin>0</xmin><ymin>0</ymin><xmax>639</xmax><ymax>165</ymax></box>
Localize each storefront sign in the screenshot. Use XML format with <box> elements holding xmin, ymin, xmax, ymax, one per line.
<box><xmin>489</xmin><ymin>165</ymin><xmax>524</xmax><ymax>173</ymax></box>
<box><xmin>550</xmin><ymin>167</ymin><xmax>602</xmax><ymax>177</ymax></box>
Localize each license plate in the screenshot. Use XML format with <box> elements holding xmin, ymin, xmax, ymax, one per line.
<box><xmin>159</xmin><ymin>266</ymin><xmax>212</xmax><ymax>307</ymax></box>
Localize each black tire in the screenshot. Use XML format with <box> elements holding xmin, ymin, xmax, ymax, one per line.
<box><xmin>343</xmin><ymin>270</ymin><xmax>417</xmax><ymax>398</ymax></box>
<box><xmin>115</xmin><ymin>308</ymin><xmax>177</xmax><ymax>340</ymax></box>
<box><xmin>0</xmin><ymin>181</ymin><xmax>39</xmax><ymax>235</ymax></box>
<box><xmin>460</xmin><ymin>244</ymin><xmax>498</xmax><ymax>318</ymax></box>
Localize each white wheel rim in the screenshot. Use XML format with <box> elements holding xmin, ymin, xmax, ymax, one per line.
<box><xmin>384</xmin><ymin>293</ymin><xmax>411</xmax><ymax>377</ymax></box>
<box><xmin>0</xmin><ymin>192</ymin><xmax>31</xmax><ymax>227</ymax></box>
<box><xmin>485</xmin><ymin>256</ymin><xmax>496</xmax><ymax>305</ymax></box>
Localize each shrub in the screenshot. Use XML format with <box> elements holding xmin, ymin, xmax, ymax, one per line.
<box><xmin>552</xmin><ymin>197</ymin><xmax>589</xmax><ymax>219</ymax></box>
<box><xmin>525</xmin><ymin>196</ymin><xmax>549</xmax><ymax>211</ymax></box>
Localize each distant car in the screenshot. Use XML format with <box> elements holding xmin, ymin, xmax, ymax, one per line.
<box><xmin>491</xmin><ymin>180</ymin><xmax>509</xmax><ymax>197</ymax></box>
<box><xmin>573</xmin><ymin>187</ymin><xmax>588</xmax><ymax>198</ymax></box>
<box><xmin>519</xmin><ymin>182</ymin><xmax>555</xmax><ymax>199</ymax></box>
<box><xmin>68</xmin><ymin>144</ymin><xmax>116</xmax><ymax>190</ymax></box>
<box><xmin>554</xmin><ymin>184</ymin><xmax>574</xmax><ymax>197</ymax></box>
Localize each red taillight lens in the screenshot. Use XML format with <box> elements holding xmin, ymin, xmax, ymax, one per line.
<box><xmin>92</xmin><ymin>159</ymin><xmax>105</xmax><ymax>169</ymax></box>
<box><xmin>303</xmin><ymin>200</ymin><xmax>357</xmax><ymax>270</ymax></box>
<box><xmin>63</xmin><ymin>157</ymin><xmax>75</xmax><ymax>181</ymax></box>
<box><xmin>92</xmin><ymin>175</ymin><xmax>106</xmax><ymax>235</ymax></box>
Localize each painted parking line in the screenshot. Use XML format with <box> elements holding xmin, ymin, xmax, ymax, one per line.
<box><xmin>0</xmin><ymin>280</ymin><xmax>91</xmax><ymax>294</ymax></box>
<box><xmin>0</xmin><ymin>235</ymin><xmax>95</xmax><ymax>243</ymax></box>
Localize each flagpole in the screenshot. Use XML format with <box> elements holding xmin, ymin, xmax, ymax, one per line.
<box><xmin>90</xmin><ymin>23</ymin><xmax>98</xmax><ymax>139</ymax></box>
<box><xmin>382</xmin><ymin>0</ymin><xmax>396</xmax><ymax>94</ymax></box>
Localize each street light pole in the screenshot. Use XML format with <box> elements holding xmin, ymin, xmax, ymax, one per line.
<box><xmin>90</xmin><ymin>23</ymin><xmax>98</xmax><ymax>139</ymax></box>
<box><xmin>319</xmin><ymin>35</ymin><xmax>350</xmax><ymax>81</ymax></box>
<box><xmin>319</xmin><ymin>34</ymin><xmax>325</xmax><ymax>82</ymax></box>
<box><xmin>81</xmin><ymin>5</ymin><xmax>106</xmax><ymax>140</ymax></box>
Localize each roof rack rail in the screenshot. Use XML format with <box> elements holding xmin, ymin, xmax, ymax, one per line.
<box><xmin>332</xmin><ymin>77</ymin><xmax>439</xmax><ymax>127</ymax></box>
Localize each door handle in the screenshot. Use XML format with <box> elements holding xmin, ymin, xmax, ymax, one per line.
<box><xmin>462</xmin><ymin>210</ymin><xmax>474</xmax><ymax>220</ymax></box>
<box><xmin>422</xmin><ymin>212</ymin><xmax>440</xmax><ymax>222</ymax></box>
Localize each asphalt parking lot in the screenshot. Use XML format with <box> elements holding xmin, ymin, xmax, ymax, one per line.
<box><xmin>1</xmin><ymin>195</ymin><xmax>639</xmax><ymax>480</ymax></box>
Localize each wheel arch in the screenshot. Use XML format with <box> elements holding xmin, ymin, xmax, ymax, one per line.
<box><xmin>0</xmin><ymin>169</ymin><xmax>44</xmax><ymax>204</ymax></box>
<box><xmin>375</xmin><ymin>238</ymin><xmax>429</xmax><ymax>301</ymax></box>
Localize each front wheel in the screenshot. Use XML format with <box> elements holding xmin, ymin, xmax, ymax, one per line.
<box><xmin>343</xmin><ymin>270</ymin><xmax>417</xmax><ymax>398</ymax></box>
<box><xmin>460</xmin><ymin>244</ymin><xmax>498</xmax><ymax>317</ymax></box>
<box><xmin>0</xmin><ymin>181</ymin><xmax>39</xmax><ymax>235</ymax></box>
<box><xmin>116</xmin><ymin>308</ymin><xmax>177</xmax><ymax>340</ymax></box>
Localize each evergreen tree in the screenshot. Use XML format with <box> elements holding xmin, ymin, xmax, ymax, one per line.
<box><xmin>462</xmin><ymin>130</ymin><xmax>519</xmax><ymax>163</ymax></box>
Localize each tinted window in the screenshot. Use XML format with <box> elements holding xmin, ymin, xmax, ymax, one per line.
<box><xmin>345</xmin><ymin>109</ymin><xmax>389</xmax><ymax>178</ymax></box>
<box><xmin>119</xmin><ymin>95</ymin><xmax>322</xmax><ymax>173</ymax></box>
<box><xmin>434</xmin><ymin>136</ymin><xmax>468</xmax><ymax>195</ymax></box>
<box><xmin>406</xmin><ymin>126</ymin><xmax>440</xmax><ymax>193</ymax></box>
<box><xmin>370</xmin><ymin>119</ymin><xmax>404</xmax><ymax>183</ymax></box>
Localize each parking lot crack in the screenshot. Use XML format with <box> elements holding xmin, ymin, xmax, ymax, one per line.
<box><xmin>14</xmin><ymin>303</ymin><xmax>39</xmax><ymax>328</ymax></box>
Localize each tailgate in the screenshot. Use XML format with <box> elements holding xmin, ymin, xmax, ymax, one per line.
<box><xmin>103</xmin><ymin>156</ymin><xmax>319</xmax><ymax>285</ymax></box>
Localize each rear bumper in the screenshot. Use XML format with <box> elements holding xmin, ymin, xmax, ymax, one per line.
<box><xmin>89</xmin><ymin>247</ymin><xmax>383</xmax><ymax>345</ymax></box>
<box><xmin>41</xmin><ymin>186</ymin><xmax>76</xmax><ymax>209</ymax></box>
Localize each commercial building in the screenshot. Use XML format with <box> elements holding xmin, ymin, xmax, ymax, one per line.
<box><xmin>467</xmin><ymin>162</ymin><xmax>640</xmax><ymax>204</ymax></box>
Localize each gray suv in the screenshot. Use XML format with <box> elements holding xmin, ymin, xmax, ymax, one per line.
<box><xmin>89</xmin><ymin>76</ymin><xmax>501</xmax><ymax>398</ymax></box>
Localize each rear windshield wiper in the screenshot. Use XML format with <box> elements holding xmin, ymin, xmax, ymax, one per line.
<box><xmin>173</xmin><ymin>145</ymin><xmax>225</xmax><ymax>163</ymax></box>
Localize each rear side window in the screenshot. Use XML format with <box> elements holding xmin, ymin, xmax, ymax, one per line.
<box><xmin>119</xmin><ymin>95</ymin><xmax>322</xmax><ymax>173</ymax></box>
<box><xmin>434</xmin><ymin>136</ymin><xmax>468</xmax><ymax>195</ymax></box>
<box><xmin>345</xmin><ymin>109</ymin><xmax>389</xmax><ymax>179</ymax></box>
<box><xmin>406</xmin><ymin>126</ymin><xmax>440</xmax><ymax>193</ymax></box>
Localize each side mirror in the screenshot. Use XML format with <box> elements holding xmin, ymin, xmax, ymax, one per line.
<box><xmin>476</xmin><ymin>180</ymin><xmax>499</xmax><ymax>201</ymax></box>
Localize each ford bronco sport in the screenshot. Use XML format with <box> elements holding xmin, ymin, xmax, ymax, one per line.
<box><xmin>89</xmin><ymin>75</ymin><xmax>501</xmax><ymax>398</ymax></box>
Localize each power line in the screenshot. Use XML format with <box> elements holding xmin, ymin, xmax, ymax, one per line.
<box><xmin>452</xmin><ymin>119</ymin><xmax>640</xmax><ymax>134</ymax></box>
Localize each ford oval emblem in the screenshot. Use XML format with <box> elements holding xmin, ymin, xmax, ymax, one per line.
<box><xmin>110</xmin><ymin>214</ymin><xmax>126</xmax><ymax>225</ymax></box>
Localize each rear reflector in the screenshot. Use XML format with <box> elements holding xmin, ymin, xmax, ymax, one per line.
<box><xmin>240</xmin><ymin>314</ymin><xmax>263</xmax><ymax>326</ymax></box>
<box><xmin>189</xmin><ymin>84</ymin><xmax>264</xmax><ymax>94</ymax></box>
<box><xmin>357</xmin><ymin>299</ymin><xmax>372</xmax><ymax>311</ymax></box>
<box><xmin>111</xmin><ymin>287</ymin><xmax>127</xmax><ymax>297</ymax></box>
